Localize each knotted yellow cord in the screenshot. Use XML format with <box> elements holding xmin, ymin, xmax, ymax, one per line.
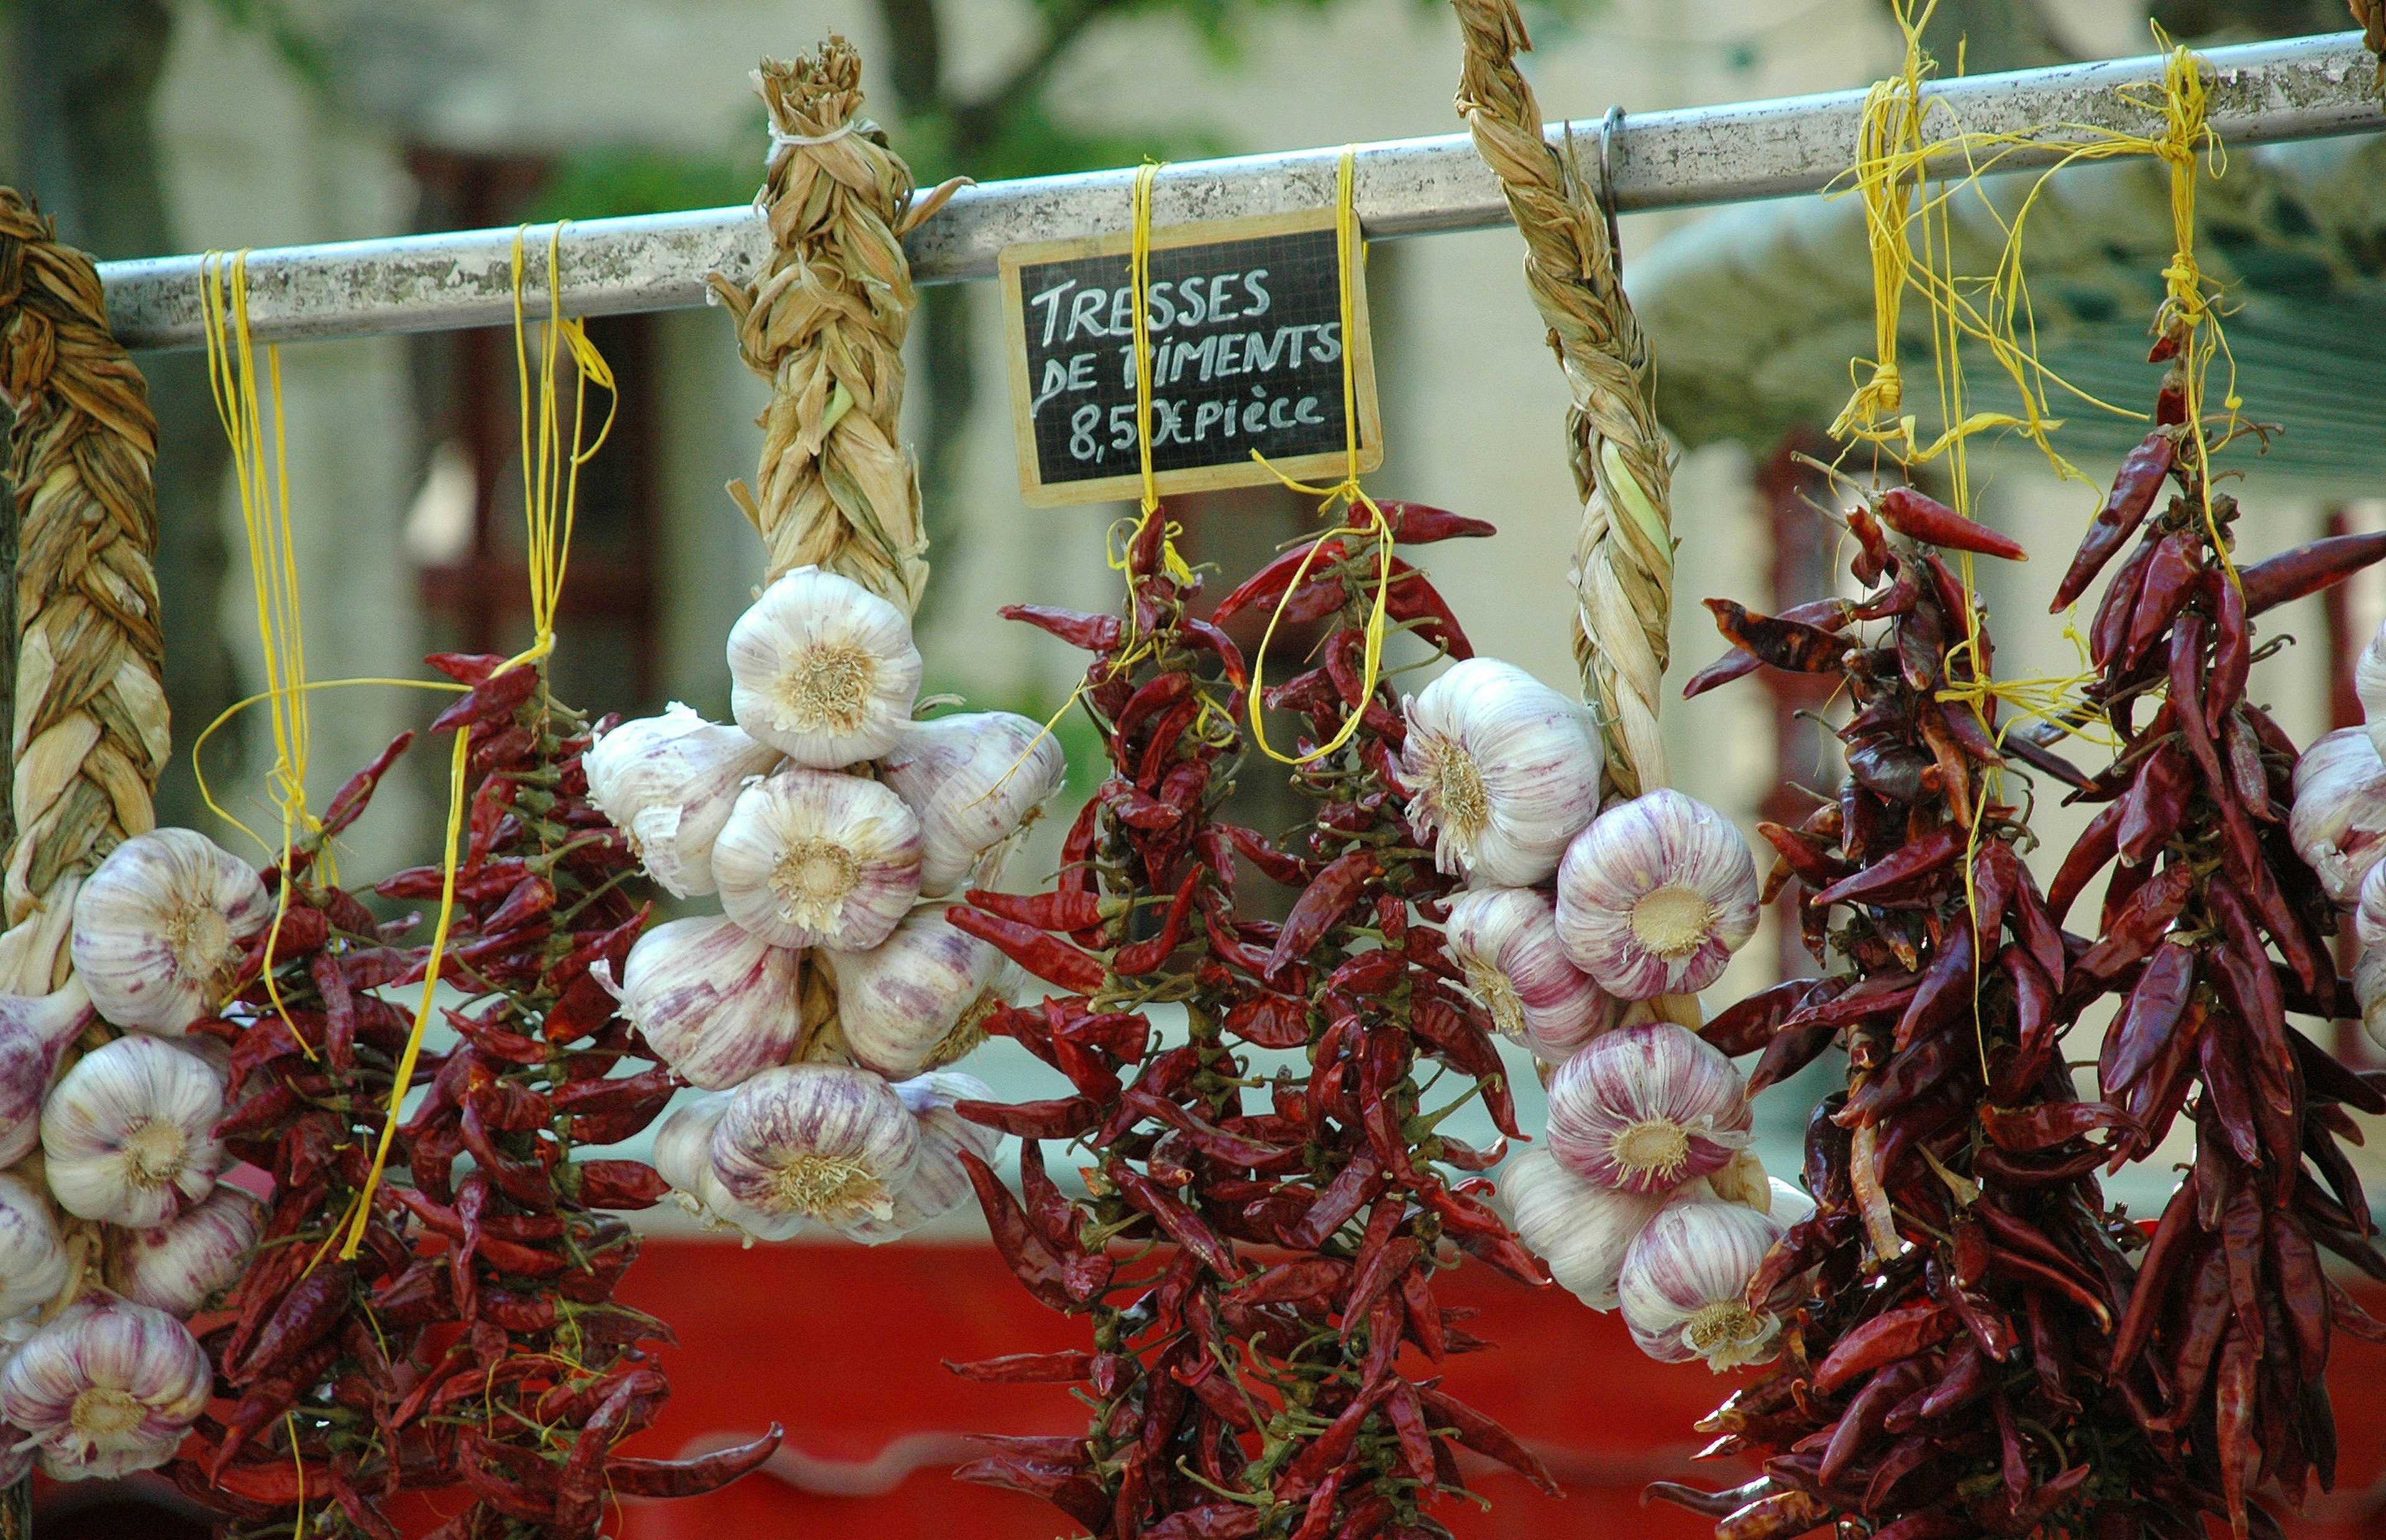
<box><xmin>198</xmin><ymin>253</ymin><xmax>326</xmax><ymax>1033</ymax></box>
<box><xmin>341</xmin><ymin>226</ymin><xmax>615</xmax><ymax>1259</ymax></box>
<box><xmin>1245</xmin><ymin>146</ymin><xmax>1395</xmax><ymax>767</ymax></box>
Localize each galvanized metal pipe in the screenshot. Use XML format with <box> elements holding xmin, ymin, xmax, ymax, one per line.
<box><xmin>98</xmin><ymin>32</ymin><xmax>2384</xmax><ymax>351</ymax></box>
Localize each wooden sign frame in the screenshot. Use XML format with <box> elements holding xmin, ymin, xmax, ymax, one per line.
<box><xmin>999</xmin><ymin>207</ymin><xmax>1384</xmax><ymax>508</ymax></box>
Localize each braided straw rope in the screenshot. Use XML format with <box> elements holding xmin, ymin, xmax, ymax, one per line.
<box><xmin>1453</xmin><ymin>0</ymin><xmax>1674</xmax><ymax>801</ymax></box>
<box><xmin>0</xmin><ymin>190</ymin><xmax>165</xmax><ymax>998</ymax></box>
<box><xmin>711</xmin><ymin>40</ymin><xmax>943</xmax><ymax>613</ymax></box>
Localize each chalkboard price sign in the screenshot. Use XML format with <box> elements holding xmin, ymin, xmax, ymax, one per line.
<box><xmin>999</xmin><ymin>209</ymin><xmax>1383</xmax><ymax>508</ymax></box>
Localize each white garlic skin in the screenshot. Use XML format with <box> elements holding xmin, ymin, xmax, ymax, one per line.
<box><xmin>1396</xmin><ymin>658</ymin><xmax>1602</xmax><ymax>886</ymax></box>
<box><xmin>1555</xmin><ymin>788</ymin><xmax>1760</xmax><ymax>1000</ymax></box>
<box><xmin>0</xmin><ymin>1175</ymin><xmax>68</xmax><ymax>1321</ymax></box>
<box><xmin>0</xmin><ymin>1296</ymin><xmax>211</xmax><ymax>1478</ymax></box>
<box><xmin>2359</xmin><ymin>621</ymin><xmax>2386</xmax><ymax>760</ymax></box>
<box><xmin>1499</xmin><ymin>1147</ymin><xmax>1675</xmax><ymax>1310</ymax></box>
<box><xmin>70</xmin><ymin>828</ymin><xmax>272</xmax><ymax>1036</ymax></box>
<box><xmin>1617</xmin><ymin>1195</ymin><xmax>1786</xmax><ymax>1370</ymax></box>
<box><xmin>837</xmin><ymin>1069</ymin><xmax>1006</xmax><ymax>1245</ymax></box>
<box><xmin>713</xmin><ymin>767</ymin><xmax>924</xmax><ymax>951</ymax></box>
<box><xmin>105</xmin><ymin>1185</ymin><xmax>263</xmax><ymax>1318</ymax></box>
<box><xmin>728</xmin><ymin>566</ymin><xmax>924</xmax><ymax>768</ymax></box>
<box><xmin>2360</xmin><ymin>859</ymin><xmax>2386</xmax><ymax>952</ymax></box>
<box><xmin>2357</xmin><ymin>948</ymin><xmax>2386</xmax><ymax>1052</ymax></box>
<box><xmin>2293</xmin><ymin>727</ymin><xmax>2386</xmax><ymax>906</ymax></box>
<box><xmin>1545</xmin><ymin>1023</ymin><xmax>1753</xmax><ymax>1194</ymax></box>
<box><xmin>879</xmin><ymin>713</ymin><xmax>1069</xmax><ymax>897</ymax></box>
<box><xmin>710</xmin><ymin>1062</ymin><xmax>922</xmax><ymax>1230</ymax></box>
<box><xmin>1441</xmin><ymin>886</ymin><xmax>1614</xmax><ymax>1062</ymax></box>
<box><xmin>42</xmin><ymin>1034</ymin><xmax>226</xmax><ymax>1228</ymax></box>
<box><xmin>585</xmin><ymin>705</ymin><xmax>782</xmax><ymax>898</ymax></box>
<box><xmin>826</xmin><ymin>905</ymin><xmax>1015</xmax><ymax>1079</ymax></box>
<box><xmin>0</xmin><ymin>983</ymin><xmax>96</xmax><ymax>1168</ymax></box>
<box><xmin>614</xmin><ymin>915</ymin><xmax>803</xmax><ymax>1091</ymax></box>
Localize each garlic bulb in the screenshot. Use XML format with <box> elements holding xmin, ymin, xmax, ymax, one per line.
<box><xmin>1500</xmin><ymin>1147</ymin><xmax>1671</xmax><ymax>1310</ymax></box>
<box><xmin>105</xmin><ymin>1185</ymin><xmax>263</xmax><ymax>1317</ymax></box>
<box><xmin>826</xmin><ymin>906</ymin><xmax>1015</xmax><ymax>1079</ymax></box>
<box><xmin>42</xmin><ymin>1034</ymin><xmax>226</xmax><ymax>1227</ymax></box>
<box><xmin>1545</xmin><ymin>1023</ymin><xmax>1753</xmax><ymax>1194</ymax></box>
<box><xmin>613</xmin><ymin>915</ymin><xmax>803</xmax><ymax>1091</ymax></box>
<box><xmin>1703</xmin><ymin>1147</ymin><xmax>1772</xmax><ymax>1211</ymax></box>
<box><xmin>585</xmin><ymin>705</ymin><xmax>782</xmax><ymax>898</ymax></box>
<box><xmin>1617</xmin><ymin>1196</ymin><xmax>1788</xmax><ymax>1370</ymax></box>
<box><xmin>880</xmin><ymin>713</ymin><xmax>1069</xmax><ymax>896</ymax></box>
<box><xmin>2360</xmin><ymin>621</ymin><xmax>2386</xmax><ymax>760</ymax></box>
<box><xmin>728</xmin><ymin>566</ymin><xmax>924</xmax><ymax>767</ymax></box>
<box><xmin>710</xmin><ymin>1063</ymin><xmax>921</xmax><ymax>1232</ymax></box>
<box><xmin>1442</xmin><ymin>887</ymin><xmax>1614</xmax><ymax>1062</ymax></box>
<box><xmin>1396</xmin><ymin>658</ymin><xmax>1602</xmax><ymax>886</ymax></box>
<box><xmin>0</xmin><ymin>1175</ymin><xmax>68</xmax><ymax>1321</ymax></box>
<box><xmin>837</xmin><ymin>1070</ymin><xmax>1005</xmax><ymax>1244</ymax></box>
<box><xmin>1555</xmin><ymin>788</ymin><xmax>1760</xmax><ymax>1000</ymax></box>
<box><xmin>2360</xmin><ymin>860</ymin><xmax>2386</xmax><ymax>952</ymax></box>
<box><xmin>71</xmin><ymin>828</ymin><xmax>271</xmax><ymax>1035</ymax></box>
<box><xmin>0</xmin><ymin>983</ymin><xmax>96</xmax><ymax>1168</ymax></box>
<box><xmin>713</xmin><ymin>767</ymin><xmax>923</xmax><ymax>951</ymax></box>
<box><xmin>2292</xmin><ymin>727</ymin><xmax>2386</xmax><ymax>905</ymax></box>
<box><xmin>2357</xmin><ymin>947</ymin><xmax>2386</xmax><ymax>1052</ymax></box>
<box><xmin>1</xmin><ymin>1297</ymin><xmax>210</xmax><ymax>1478</ymax></box>
<box><xmin>651</xmin><ymin>1093</ymin><xmax>798</xmax><ymax>1242</ymax></box>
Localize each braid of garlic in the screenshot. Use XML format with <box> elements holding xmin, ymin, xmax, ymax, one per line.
<box><xmin>710</xmin><ymin>39</ymin><xmax>936</xmax><ymax>613</ymax></box>
<box><xmin>0</xmin><ymin>188</ymin><xmax>167</xmax><ymax>996</ymax></box>
<box><xmin>1452</xmin><ymin>0</ymin><xmax>1675</xmax><ymax>802</ymax></box>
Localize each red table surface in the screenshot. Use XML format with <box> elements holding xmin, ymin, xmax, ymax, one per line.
<box><xmin>548</xmin><ymin>1238</ymin><xmax>2386</xmax><ymax>1539</ymax></box>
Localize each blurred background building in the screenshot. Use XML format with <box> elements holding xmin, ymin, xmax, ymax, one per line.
<box><xmin>4</xmin><ymin>0</ymin><xmax>2384</xmax><ymax>1534</ymax></box>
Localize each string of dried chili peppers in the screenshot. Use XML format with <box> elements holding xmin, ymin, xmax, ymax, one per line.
<box><xmin>171</xmin><ymin>658</ymin><xmax>779</xmax><ymax>1539</ymax></box>
<box><xmin>947</xmin><ymin>502</ymin><xmax>1558</xmax><ymax>1540</ymax></box>
<box><xmin>1660</xmin><ymin>492</ymin><xmax>2177</xmax><ymax>1539</ymax></box>
<box><xmin>2042</xmin><ymin>309</ymin><xmax>2386</xmax><ymax>1540</ymax></box>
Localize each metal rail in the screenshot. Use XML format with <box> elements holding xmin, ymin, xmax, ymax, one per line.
<box><xmin>98</xmin><ymin>32</ymin><xmax>2384</xmax><ymax>352</ymax></box>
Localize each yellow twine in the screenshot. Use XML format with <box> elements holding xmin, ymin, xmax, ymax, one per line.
<box><xmin>200</xmin><ymin>253</ymin><xmax>322</xmax><ymax>1034</ymax></box>
<box><xmin>1244</xmin><ymin>146</ymin><xmax>1395</xmax><ymax>767</ymax></box>
<box><xmin>341</xmin><ymin>225</ymin><xmax>613</xmax><ymax>1259</ymax></box>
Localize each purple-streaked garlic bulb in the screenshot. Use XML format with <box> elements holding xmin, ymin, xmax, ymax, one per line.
<box><xmin>0</xmin><ymin>1296</ymin><xmax>209</xmax><ymax>1477</ymax></box>
<box><xmin>1499</xmin><ymin>1147</ymin><xmax>1671</xmax><ymax>1310</ymax></box>
<box><xmin>728</xmin><ymin>566</ymin><xmax>923</xmax><ymax>768</ymax></box>
<box><xmin>42</xmin><ymin>1034</ymin><xmax>226</xmax><ymax>1228</ymax></box>
<box><xmin>1396</xmin><ymin>658</ymin><xmax>1602</xmax><ymax>886</ymax></box>
<box><xmin>880</xmin><ymin>712</ymin><xmax>1068</xmax><ymax>897</ymax></box>
<box><xmin>104</xmin><ymin>1185</ymin><xmax>262</xmax><ymax>1317</ymax></box>
<box><xmin>71</xmin><ymin>828</ymin><xmax>272</xmax><ymax>1035</ymax></box>
<box><xmin>0</xmin><ymin>1174</ymin><xmax>68</xmax><ymax>1321</ymax></box>
<box><xmin>1441</xmin><ymin>886</ymin><xmax>1614</xmax><ymax>1062</ymax></box>
<box><xmin>826</xmin><ymin>905</ymin><xmax>1015</xmax><ymax>1079</ymax></box>
<box><xmin>2294</xmin><ymin>727</ymin><xmax>2386</xmax><ymax>905</ymax></box>
<box><xmin>712</xmin><ymin>767</ymin><xmax>923</xmax><ymax>950</ymax></box>
<box><xmin>611</xmin><ymin>914</ymin><xmax>803</xmax><ymax>1090</ymax></box>
<box><xmin>652</xmin><ymin>1093</ymin><xmax>793</xmax><ymax>1242</ymax></box>
<box><xmin>709</xmin><ymin>1063</ymin><xmax>922</xmax><ymax>1233</ymax></box>
<box><xmin>836</xmin><ymin>1070</ymin><xmax>1006</xmax><ymax>1245</ymax></box>
<box><xmin>1616</xmin><ymin>1195</ymin><xmax>1787</xmax><ymax>1370</ymax></box>
<box><xmin>1554</xmin><ymin>788</ymin><xmax>1759</xmax><ymax>1000</ymax></box>
<box><xmin>585</xmin><ymin>704</ymin><xmax>782</xmax><ymax>898</ymax></box>
<box><xmin>0</xmin><ymin>983</ymin><xmax>96</xmax><ymax>1167</ymax></box>
<box><xmin>1545</xmin><ymin>1023</ymin><xmax>1752</xmax><ymax>1194</ymax></box>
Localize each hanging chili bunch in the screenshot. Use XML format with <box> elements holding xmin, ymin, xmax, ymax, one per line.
<box><xmin>1655</xmin><ymin>490</ymin><xmax>2175</xmax><ymax>1539</ymax></box>
<box><xmin>947</xmin><ymin>503</ymin><xmax>1561</xmax><ymax>1540</ymax></box>
<box><xmin>2042</xmin><ymin>311</ymin><xmax>2386</xmax><ymax>1538</ymax></box>
<box><xmin>168</xmin><ymin>658</ymin><xmax>778</xmax><ymax>1539</ymax></box>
